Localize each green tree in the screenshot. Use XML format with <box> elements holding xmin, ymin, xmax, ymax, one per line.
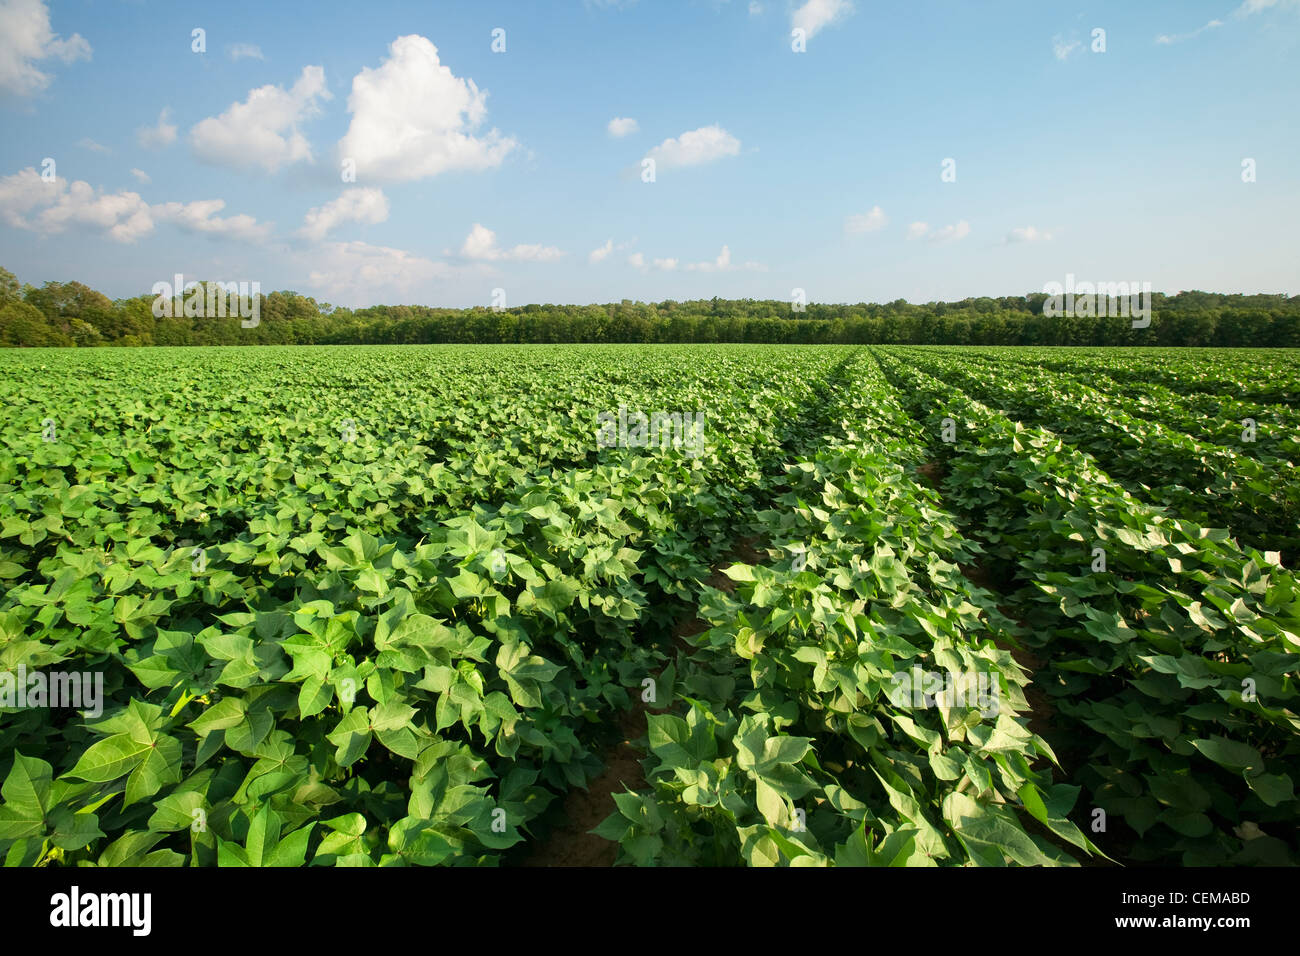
<box><xmin>0</xmin><ymin>301</ymin><xmax>72</xmax><ymax>346</ymax></box>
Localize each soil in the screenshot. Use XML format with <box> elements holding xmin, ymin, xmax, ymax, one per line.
<box><xmin>522</xmin><ymin>534</ymin><xmax>765</xmax><ymax>866</ymax></box>
<box><xmin>916</xmin><ymin>461</ymin><xmax>946</xmax><ymax>489</ymax></box>
<box><xmin>519</xmin><ymin>700</ymin><xmax>650</xmax><ymax>867</ymax></box>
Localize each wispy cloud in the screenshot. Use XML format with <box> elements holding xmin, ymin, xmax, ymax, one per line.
<box><xmin>907</xmin><ymin>221</ymin><xmax>971</xmax><ymax>244</ymax></box>
<box><xmin>1155</xmin><ymin>19</ymin><xmax>1224</xmax><ymax>44</ymax></box>
<box><xmin>845</xmin><ymin>205</ymin><xmax>887</xmax><ymax>235</ymax></box>
<box><xmin>227</xmin><ymin>43</ymin><xmax>264</xmax><ymax>61</ymax></box>
<box><xmin>1052</xmin><ymin>34</ymin><xmax>1081</xmax><ymax>60</ymax></box>
<box><xmin>1005</xmin><ymin>226</ymin><xmax>1053</xmax><ymax>244</ymax></box>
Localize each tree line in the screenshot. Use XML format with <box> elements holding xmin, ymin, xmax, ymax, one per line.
<box><xmin>2</xmin><ymin>267</ymin><xmax>1297</xmax><ymax>348</ymax></box>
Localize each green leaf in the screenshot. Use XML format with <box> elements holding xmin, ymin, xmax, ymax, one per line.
<box><xmin>1190</xmin><ymin>736</ymin><xmax>1263</xmax><ymax>773</ymax></box>
<box><xmin>0</xmin><ymin>752</ymin><xmax>53</xmax><ymax>840</ymax></box>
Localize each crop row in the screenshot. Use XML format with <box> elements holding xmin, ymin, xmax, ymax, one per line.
<box><xmin>892</xmin><ymin>348</ymin><xmax>1300</xmax><ymax>560</ymax></box>
<box><xmin>876</xmin><ymin>348</ymin><xmax>1300</xmax><ymax>865</ymax></box>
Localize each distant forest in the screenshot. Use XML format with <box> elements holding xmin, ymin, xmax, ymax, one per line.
<box><xmin>2</xmin><ymin>267</ymin><xmax>1297</xmax><ymax>348</ymax></box>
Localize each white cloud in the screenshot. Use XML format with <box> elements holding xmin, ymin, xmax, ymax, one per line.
<box><xmin>0</xmin><ymin>166</ymin><xmax>274</xmax><ymax>244</ymax></box>
<box><xmin>645</xmin><ymin>124</ymin><xmax>741</xmax><ymax>170</ymax></box>
<box><xmin>153</xmin><ymin>199</ymin><xmax>272</xmax><ymax>243</ymax></box>
<box><xmin>1006</xmin><ymin>225</ymin><xmax>1053</xmax><ymax>243</ymax></box>
<box><xmin>460</xmin><ymin>223</ymin><xmax>563</xmax><ymax>262</ymax></box>
<box><xmin>929</xmin><ymin>221</ymin><xmax>971</xmax><ymax>243</ymax></box>
<box><xmin>1236</xmin><ymin>0</ymin><xmax>1298</xmax><ymax>13</ymax></box>
<box><xmin>845</xmin><ymin>205</ymin><xmax>887</xmax><ymax>234</ymax></box>
<box><xmin>189</xmin><ymin>65</ymin><xmax>331</xmax><ymax>173</ymax></box>
<box><xmin>0</xmin><ymin>0</ymin><xmax>91</xmax><ymax>96</ymax></box>
<box><xmin>749</xmin><ymin>2</ymin><xmax>763</xmax><ymax>15</ymax></box>
<box><xmin>905</xmin><ymin>221</ymin><xmax>971</xmax><ymax>243</ymax></box>
<box><xmin>306</xmin><ymin>240</ymin><xmax>447</xmax><ymax>302</ymax></box>
<box><xmin>607</xmin><ymin>117</ymin><xmax>638</xmax><ymax>137</ymax></box>
<box><xmin>228</xmin><ymin>43</ymin><xmax>264</xmax><ymax>61</ymax></box>
<box><xmin>337</xmin><ymin>35</ymin><xmax>516</xmax><ymax>184</ymax></box>
<box><xmin>136</xmin><ymin>108</ymin><xmax>177</xmax><ymax>149</ymax></box>
<box><xmin>298</xmin><ymin>187</ymin><xmax>389</xmax><ymax>241</ymax></box>
<box><xmin>1155</xmin><ymin>1</ymin><xmax>1296</xmax><ymax>44</ymax></box>
<box><xmin>0</xmin><ymin>167</ymin><xmax>59</xmax><ymax>226</ymax></box>
<box><xmin>683</xmin><ymin>245</ymin><xmax>765</xmax><ymax>272</ymax></box>
<box><xmin>0</xmin><ymin>168</ymin><xmax>152</xmax><ymax>242</ymax></box>
<box><xmin>590</xmin><ymin>238</ymin><xmax>634</xmax><ymax>263</ymax></box>
<box><xmin>653</xmin><ymin>257</ymin><xmax>678</xmax><ymax>271</ymax></box>
<box><xmin>130</xmin><ymin>168</ymin><xmax>151</xmax><ymax>184</ymax></box>
<box><xmin>792</xmin><ymin>0</ymin><xmax>853</xmax><ymax>39</ymax></box>
<box><xmin>627</xmin><ymin>252</ymin><xmax>646</xmax><ymax>270</ymax></box>
<box><xmin>76</xmin><ymin>137</ymin><xmax>109</xmax><ymax>154</ymax></box>
<box><xmin>1156</xmin><ymin>19</ymin><xmax>1224</xmax><ymax>43</ymax></box>
<box><xmin>1052</xmin><ymin>35</ymin><xmax>1081</xmax><ymax>60</ymax></box>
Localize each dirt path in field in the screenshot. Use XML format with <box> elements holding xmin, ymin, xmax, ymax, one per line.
<box><xmin>915</xmin><ymin>459</ymin><xmax>1058</xmax><ymax>743</ymax></box>
<box><xmin>518</xmin><ymin>700</ymin><xmax>651</xmax><ymax>867</ymax></box>
<box><xmin>521</xmin><ymin>536</ymin><xmax>764</xmax><ymax>867</ymax></box>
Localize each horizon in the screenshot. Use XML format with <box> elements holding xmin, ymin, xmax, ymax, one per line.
<box><xmin>5</xmin><ymin>262</ymin><xmax>1296</xmax><ymax>312</ymax></box>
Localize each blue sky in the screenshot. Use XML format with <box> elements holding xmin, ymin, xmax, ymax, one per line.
<box><xmin>1</xmin><ymin>0</ymin><xmax>1297</xmax><ymax>308</ymax></box>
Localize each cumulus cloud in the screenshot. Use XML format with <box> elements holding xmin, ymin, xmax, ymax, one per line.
<box><xmin>460</xmin><ymin>223</ymin><xmax>563</xmax><ymax>262</ymax></box>
<box><xmin>1006</xmin><ymin>225</ymin><xmax>1053</xmax><ymax>243</ymax></box>
<box><xmin>0</xmin><ymin>168</ymin><xmax>151</xmax><ymax>241</ymax></box>
<box><xmin>130</xmin><ymin>168</ymin><xmax>151</xmax><ymax>184</ymax></box>
<box><xmin>136</xmin><ymin>108</ymin><xmax>177</xmax><ymax>149</ymax></box>
<box><xmin>190</xmin><ymin>66</ymin><xmax>331</xmax><ymax>173</ymax></box>
<box><xmin>845</xmin><ymin>205</ymin><xmax>887</xmax><ymax>234</ymax></box>
<box><xmin>792</xmin><ymin>0</ymin><xmax>853</xmax><ymax>39</ymax></box>
<box><xmin>228</xmin><ymin>43</ymin><xmax>264</xmax><ymax>61</ymax></box>
<box><xmin>644</xmin><ymin>124</ymin><xmax>741</xmax><ymax>170</ymax></box>
<box><xmin>153</xmin><ymin>199</ymin><xmax>272</xmax><ymax>243</ymax></box>
<box><xmin>607</xmin><ymin>117</ymin><xmax>638</xmax><ymax>137</ymax></box>
<box><xmin>306</xmin><ymin>239</ymin><xmax>447</xmax><ymax>302</ymax></box>
<box><xmin>0</xmin><ymin>166</ymin><xmax>273</xmax><ymax>244</ymax></box>
<box><xmin>653</xmin><ymin>257</ymin><xmax>678</xmax><ymax>271</ymax></box>
<box><xmin>298</xmin><ymin>187</ymin><xmax>389</xmax><ymax>241</ymax></box>
<box><xmin>0</xmin><ymin>0</ymin><xmax>91</xmax><ymax>96</ymax></box>
<box><xmin>905</xmin><ymin>222</ymin><xmax>929</xmax><ymax>240</ymax></box>
<box><xmin>337</xmin><ymin>35</ymin><xmax>516</xmax><ymax>183</ymax></box>
<box><xmin>627</xmin><ymin>252</ymin><xmax>646</xmax><ymax>269</ymax></box>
